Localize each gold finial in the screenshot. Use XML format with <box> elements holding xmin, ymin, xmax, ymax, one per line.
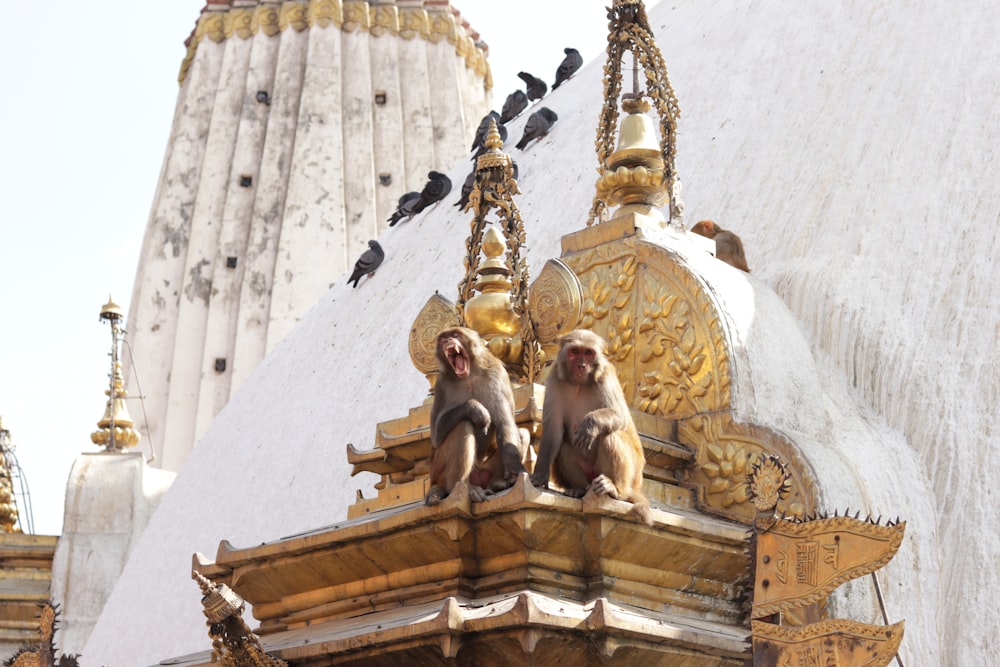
<box><xmin>0</xmin><ymin>420</ymin><xmax>24</xmax><ymax>533</ymax></box>
<box><xmin>588</xmin><ymin>0</ymin><xmax>682</xmax><ymax>227</ymax></box>
<box><xmin>456</xmin><ymin>121</ymin><xmax>540</xmax><ymax>383</ymax></box>
<box><xmin>91</xmin><ymin>296</ymin><xmax>140</xmax><ymax>452</ymax></box>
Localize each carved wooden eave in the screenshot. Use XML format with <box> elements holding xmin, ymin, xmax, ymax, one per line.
<box><xmin>188</xmin><ymin>477</ymin><xmax>750</xmax><ymax>666</ymax></box>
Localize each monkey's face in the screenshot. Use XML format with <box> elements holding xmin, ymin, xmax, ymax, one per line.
<box><xmin>565</xmin><ymin>344</ymin><xmax>597</xmax><ymax>385</ymax></box>
<box><xmin>438</xmin><ymin>330</ymin><xmax>472</xmax><ymax>379</ymax></box>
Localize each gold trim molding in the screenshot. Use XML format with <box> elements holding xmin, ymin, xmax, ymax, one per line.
<box><xmin>179</xmin><ymin>1</ymin><xmax>491</xmax><ymax>86</ymax></box>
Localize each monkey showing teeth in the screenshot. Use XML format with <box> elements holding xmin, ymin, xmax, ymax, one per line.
<box><xmin>531</xmin><ymin>329</ymin><xmax>653</xmax><ymax>526</ymax></box>
<box><xmin>426</xmin><ymin>327</ymin><xmax>531</xmax><ymax>506</ymax></box>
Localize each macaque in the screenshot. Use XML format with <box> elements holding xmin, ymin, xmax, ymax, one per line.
<box><xmin>426</xmin><ymin>327</ymin><xmax>530</xmax><ymax>505</ymax></box>
<box><xmin>690</xmin><ymin>219</ymin><xmax>750</xmax><ymax>272</ymax></box>
<box><xmin>530</xmin><ymin>330</ymin><xmax>653</xmax><ymax>526</ymax></box>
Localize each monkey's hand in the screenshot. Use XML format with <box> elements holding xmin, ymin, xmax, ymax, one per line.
<box><xmin>588</xmin><ymin>474</ymin><xmax>621</xmax><ymax>499</ymax></box>
<box><xmin>466</xmin><ymin>400</ymin><xmax>491</xmax><ymax>435</ymax></box>
<box><xmin>572</xmin><ymin>414</ymin><xmax>602</xmax><ymax>452</ymax></box>
<box><xmin>469</xmin><ymin>485</ymin><xmax>492</xmax><ymax>503</ymax></box>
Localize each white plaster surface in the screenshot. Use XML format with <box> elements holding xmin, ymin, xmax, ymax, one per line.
<box><xmin>85</xmin><ymin>1</ymin><xmax>996</xmax><ymax>665</ymax></box>
<box><xmin>124</xmin><ymin>15</ymin><xmax>490</xmax><ymax>473</ymax></box>
<box><xmin>49</xmin><ymin>453</ymin><xmax>175</xmax><ymax>659</ymax></box>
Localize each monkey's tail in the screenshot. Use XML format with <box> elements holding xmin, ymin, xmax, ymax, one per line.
<box><xmin>629</xmin><ymin>494</ymin><xmax>654</xmax><ymax>527</ymax></box>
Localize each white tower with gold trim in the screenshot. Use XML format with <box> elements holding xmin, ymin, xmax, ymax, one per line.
<box><xmin>124</xmin><ymin>0</ymin><xmax>491</xmax><ymax>471</ymax></box>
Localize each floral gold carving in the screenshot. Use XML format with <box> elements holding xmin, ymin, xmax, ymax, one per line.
<box><xmin>252</xmin><ymin>5</ymin><xmax>282</xmax><ymax>36</ymax></box>
<box><xmin>201</xmin><ymin>13</ymin><xmax>227</xmax><ymax>44</ymax></box>
<box><xmin>409</xmin><ymin>294</ymin><xmax>461</xmax><ymax>377</ymax></box>
<box><xmin>565</xmin><ymin>240</ymin><xmax>730</xmax><ymax>416</ymax></box>
<box><xmin>427</xmin><ymin>11</ymin><xmax>457</xmax><ymax>44</ymax></box>
<box><xmin>279</xmin><ymin>2</ymin><xmax>308</xmax><ymax>33</ymax></box>
<box><xmin>179</xmin><ymin>1</ymin><xmax>489</xmax><ymax>87</ymax></box>
<box><xmin>398</xmin><ymin>7</ymin><xmax>429</xmax><ymax>40</ymax></box>
<box><xmin>223</xmin><ymin>9</ymin><xmax>253</xmax><ymax>40</ymax></box>
<box><xmin>370</xmin><ymin>5</ymin><xmax>399</xmax><ymax>37</ymax></box>
<box><xmin>308</xmin><ymin>0</ymin><xmax>342</xmax><ymax>29</ymax></box>
<box><xmin>341</xmin><ymin>1</ymin><xmax>370</xmax><ymax>32</ymax></box>
<box><xmin>678</xmin><ymin>413</ymin><xmax>817</xmax><ymax>523</ymax></box>
<box><xmin>747</xmin><ymin>454</ymin><xmax>790</xmax><ymax>512</ymax></box>
<box><xmin>528</xmin><ymin>259</ymin><xmax>583</xmax><ymax>344</ymax></box>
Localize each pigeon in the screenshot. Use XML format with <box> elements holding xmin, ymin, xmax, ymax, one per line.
<box><xmin>471</xmin><ymin>111</ymin><xmax>502</xmax><ymax>152</ymax></box>
<box><xmin>515</xmin><ymin>107</ymin><xmax>558</xmax><ymax>150</ymax></box>
<box><xmin>518</xmin><ymin>71</ymin><xmax>548</xmax><ymax>101</ymax></box>
<box><xmin>411</xmin><ymin>171</ymin><xmax>453</xmax><ymax>214</ymax></box>
<box><xmin>552</xmin><ymin>47</ymin><xmax>583</xmax><ymax>89</ymax></box>
<box><xmin>387</xmin><ymin>191</ymin><xmax>420</xmax><ymax>227</ymax></box>
<box><xmin>454</xmin><ymin>170</ymin><xmax>477</xmax><ymax>210</ymax></box>
<box><xmin>500</xmin><ymin>89</ymin><xmax>529</xmax><ymax>124</ymax></box>
<box><xmin>470</xmin><ymin>112</ymin><xmax>507</xmax><ymax>160</ymax></box>
<box><xmin>347</xmin><ymin>240</ymin><xmax>384</xmax><ymax>288</ymax></box>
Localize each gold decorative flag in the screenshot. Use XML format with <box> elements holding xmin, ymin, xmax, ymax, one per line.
<box><xmin>752</xmin><ymin>619</ymin><xmax>903</xmax><ymax>667</ymax></box>
<box><xmin>752</xmin><ymin>515</ymin><xmax>904</xmax><ymax>617</ymax></box>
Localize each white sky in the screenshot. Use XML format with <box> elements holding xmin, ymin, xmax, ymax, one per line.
<box><xmin>0</xmin><ymin>1</ymin><xmax>612</xmax><ymax>535</ymax></box>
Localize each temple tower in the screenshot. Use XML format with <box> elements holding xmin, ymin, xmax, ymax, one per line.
<box><xmin>124</xmin><ymin>0</ymin><xmax>491</xmax><ymax>471</ymax></box>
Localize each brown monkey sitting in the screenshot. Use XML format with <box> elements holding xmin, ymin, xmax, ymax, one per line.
<box><xmin>426</xmin><ymin>327</ymin><xmax>530</xmax><ymax>505</ymax></box>
<box><xmin>690</xmin><ymin>219</ymin><xmax>750</xmax><ymax>272</ymax></box>
<box><xmin>530</xmin><ymin>329</ymin><xmax>653</xmax><ymax>525</ymax></box>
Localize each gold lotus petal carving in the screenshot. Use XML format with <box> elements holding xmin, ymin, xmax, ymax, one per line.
<box><xmin>224</xmin><ymin>9</ymin><xmax>253</xmax><ymax>39</ymax></box>
<box><xmin>308</xmin><ymin>0</ymin><xmax>343</xmax><ymax>29</ymax></box>
<box><xmin>341</xmin><ymin>0</ymin><xmax>370</xmax><ymax>32</ymax></box>
<box><xmin>179</xmin><ymin>1</ymin><xmax>488</xmax><ymax>87</ymax></box>
<box><xmin>409</xmin><ymin>294</ymin><xmax>460</xmax><ymax>375</ymax></box>
<box><xmin>201</xmin><ymin>13</ymin><xmax>226</xmax><ymax>44</ymax></box>
<box><xmin>528</xmin><ymin>259</ymin><xmax>583</xmax><ymax>344</ymax></box>
<box><xmin>370</xmin><ymin>6</ymin><xmax>399</xmax><ymax>37</ymax></box>
<box><xmin>398</xmin><ymin>7</ymin><xmax>429</xmax><ymax>40</ymax></box>
<box><xmin>252</xmin><ymin>5</ymin><xmax>282</xmax><ymax>36</ymax></box>
<box><xmin>279</xmin><ymin>2</ymin><xmax>309</xmax><ymax>33</ymax></box>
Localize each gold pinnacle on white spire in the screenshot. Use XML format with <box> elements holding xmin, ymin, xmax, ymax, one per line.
<box><xmin>91</xmin><ymin>297</ymin><xmax>140</xmax><ymax>452</ymax></box>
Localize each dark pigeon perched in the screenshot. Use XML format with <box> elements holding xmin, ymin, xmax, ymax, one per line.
<box><xmin>411</xmin><ymin>171</ymin><xmax>453</xmax><ymax>214</ymax></box>
<box><xmin>500</xmin><ymin>89</ymin><xmax>529</xmax><ymax>124</ymax></box>
<box><xmin>387</xmin><ymin>191</ymin><xmax>420</xmax><ymax>227</ymax></box>
<box><xmin>518</xmin><ymin>71</ymin><xmax>548</xmax><ymax>101</ymax></box>
<box><xmin>470</xmin><ymin>112</ymin><xmax>507</xmax><ymax>160</ymax></box>
<box><xmin>454</xmin><ymin>170</ymin><xmax>477</xmax><ymax>210</ymax></box>
<box><xmin>346</xmin><ymin>240</ymin><xmax>384</xmax><ymax>288</ymax></box>
<box><xmin>552</xmin><ymin>47</ymin><xmax>583</xmax><ymax>89</ymax></box>
<box><xmin>515</xmin><ymin>107</ymin><xmax>558</xmax><ymax>150</ymax></box>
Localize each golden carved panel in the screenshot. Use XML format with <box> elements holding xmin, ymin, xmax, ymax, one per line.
<box><xmin>564</xmin><ymin>237</ymin><xmax>731</xmax><ymax>418</ymax></box>
<box><xmin>752</xmin><ymin>516</ymin><xmax>905</xmax><ymax>618</ymax></box>
<box><xmin>752</xmin><ymin>619</ymin><xmax>903</xmax><ymax>667</ymax></box>
<box><xmin>679</xmin><ymin>413</ymin><xmax>817</xmax><ymax>523</ymax></box>
<box><xmin>408</xmin><ymin>294</ymin><xmax>461</xmax><ymax>376</ymax></box>
<box><xmin>529</xmin><ymin>259</ymin><xmax>583</xmax><ymax>344</ymax></box>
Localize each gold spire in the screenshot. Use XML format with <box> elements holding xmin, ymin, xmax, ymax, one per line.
<box><xmin>91</xmin><ymin>297</ymin><xmax>140</xmax><ymax>452</ymax></box>
<box><xmin>588</xmin><ymin>0</ymin><xmax>682</xmax><ymax>227</ymax></box>
<box><xmin>0</xmin><ymin>419</ymin><xmax>20</xmax><ymax>533</ymax></box>
<box><xmin>458</xmin><ymin>118</ymin><xmax>540</xmax><ymax>383</ymax></box>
